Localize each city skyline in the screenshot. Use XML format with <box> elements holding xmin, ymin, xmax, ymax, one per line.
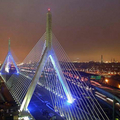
<box><xmin>0</xmin><ymin>0</ymin><xmax>120</xmax><ymax>62</ymax></box>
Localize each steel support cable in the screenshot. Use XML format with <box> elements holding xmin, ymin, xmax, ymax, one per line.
<box><xmin>48</xmin><ymin>47</ymin><xmax>90</xmax><ymax>119</ymax></box>
<box><xmin>19</xmin><ymin>34</ymin><xmax>45</xmax><ymax>82</ymax></box>
<box><xmin>59</xmin><ymin>54</ymin><xmax>107</xmax><ymax>119</ymax></box>
<box><xmin>45</xmin><ymin>60</ymin><xmax>75</xmax><ymax>120</ymax></box>
<box><xmin>50</xmin><ymin>43</ymin><xmax>87</xmax><ymax>119</ymax></box>
<box><xmin>60</xmin><ymin>60</ymin><xmax>100</xmax><ymax>119</ymax></box>
<box><xmin>54</xmin><ymin>63</ymin><xmax>86</xmax><ymax>119</ymax></box>
<box><xmin>7</xmin><ymin>76</ymin><xmax>21</xmax><ymax>104</ymax></box>
<box><xmin>22</xmin><ymin>33</ymin><xmax>45</xmax><ymax>64</ymax></box>
<box><xmin>52</xmin><ymin>34</ymin><xmax>109</xmax><ymax>120</ymax></box>
<box><xmin>55</xmin><ymin>49</ymin><xmax>102</xmax><ymax>119</ymax></box>
<box><xmin>52</xmin><ymin>39</ymin><xmax>95</xmax><ymax>119</ymax></box>
<box><xmin>12</xmin><ymin>78</ymin><xmax>24</xmax><ymax>103</ymax></box>
<box><xmin>7</xmin><ymin>73</ymin><xmax>31</xmax><ymax>104</ymax></box>
<box><xmin>47</xmin><ymin>59</ymin><xmax>79</xmax><ymax>120</ymax></box>
<box><xmin>62</xmin><ymin>59</ymin><xmax>105</xmax><ymax>119</ymax></box>
<box><xmin>52</xmin><ymin>34</ymin><xmax>106</xmax><ymax>119</ymax></box>
<box><xmin>52</xmin><ymin>42</ymin><xmax>92</xmax><ymax>119</ymax></box>
<box><xmin>53</xmin><ymin>48</ymin><xmax>91</xmax><ymax>119</ymax></box>
<box><xmin>44</xmin><ymin>59</ymin><xmax>63</xmax><ymax>115</ymax></box>
<box><xmin>59</xmin><ymin>54</ymin><xmax>108</xmax><ymax>119</ymax></box>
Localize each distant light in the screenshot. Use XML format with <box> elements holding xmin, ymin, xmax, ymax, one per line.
<box><xmin>118</xmin><ymin>84</ymin><xmax>120</xmax><ymax>89</ymax></box>
<box><xmin>48</xmin><ymin>8</ymin><xmax>50</xmax><ymax>11</ymax></box>
<box><xmin>105</xmin><ymin>79</ymin><xmax>108</xmax><ymax>83</ymax></box>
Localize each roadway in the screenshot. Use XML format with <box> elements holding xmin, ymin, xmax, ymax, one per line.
<box><xmin>28</xmin><ymin>85</ymin><xmax>64</xmax><ymax>120</ymax></box>
<box><xmin>91</xmin><ymin>80</ymin><xmax>120</xmax><ymax>98</ymax></box>
<box><xmin>91</xmin><ymin>80</ymin><xmax>120</xmax><ymax>118</ymax></box>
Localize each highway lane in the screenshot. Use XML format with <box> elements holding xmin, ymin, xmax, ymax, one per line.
<box><xmin>28</xmin><ymin>85</ymin><xmax>64</xmax><ymax>120</ymax></box>
<box><xmin>29</xmin><ymin>84</ymin><xmax>109</xmax><ymax>120</ymax></box>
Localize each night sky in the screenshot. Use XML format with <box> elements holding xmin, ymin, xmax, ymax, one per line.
<box><xmin>0</xmin><ymin>0</ymin><xmax>120</xmax><ymax>63</ymax></box>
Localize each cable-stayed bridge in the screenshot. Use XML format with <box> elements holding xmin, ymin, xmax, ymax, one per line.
<box><xmin>0</xmin><ymin>9</ymin><xmax>109</xmax><ymax>120</ymax></box>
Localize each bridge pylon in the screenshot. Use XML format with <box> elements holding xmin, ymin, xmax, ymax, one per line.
<box><xmin>20</xmin><ymin>9</ymin><xmax>74</xmax><ymax>113</ymax></box>
<box><xmin>0</xmin><ymin>38</ymin><xmax>19</xmax><ymax>77</ymax></box>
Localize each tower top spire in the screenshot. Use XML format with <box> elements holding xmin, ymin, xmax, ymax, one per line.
<box><xmin>46</xmin><ymin>8</ymin><xmax>52</xmax><ymax>49</ymax></box>
<box><xmin>8</xmin><ymin>38</ymin><xmax>11</xmax><ymax>51</ymax></box>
